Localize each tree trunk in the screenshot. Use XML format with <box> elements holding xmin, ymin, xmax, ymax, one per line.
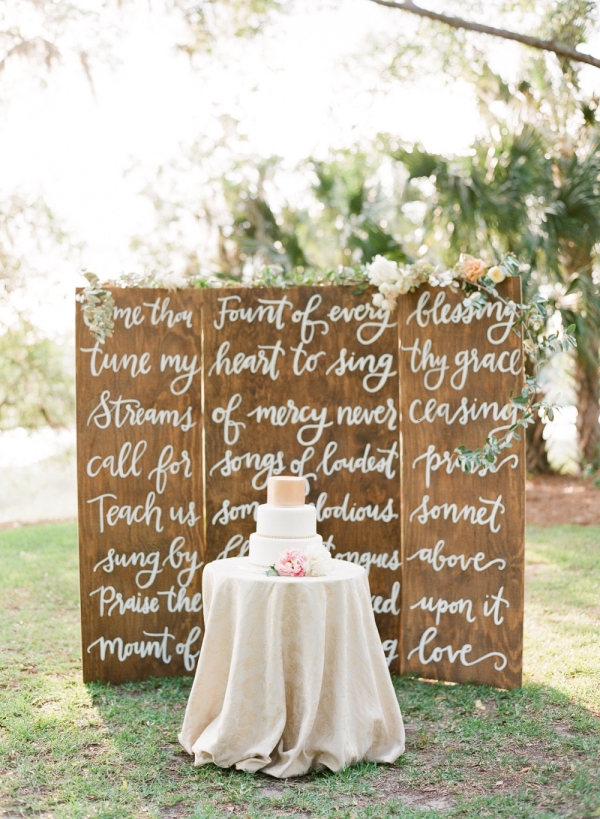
<box><xmin>525</xmin><ymin>356</ymin><xmax>552</xmax><ymax>475</ymax></box>
<box><xmin>367</xmin><ymin>0</ymin><xmax>600</xmax><ymax>71</ymax></box>
<box><xmin>526</xmin><ymin>408</ymin><xmax>552</xmax><ymax>475</ymax></box>
<box><xmin>576</xmin><ymin>340</ymin><xmax>600</xmax><ymax>469</ymax></box>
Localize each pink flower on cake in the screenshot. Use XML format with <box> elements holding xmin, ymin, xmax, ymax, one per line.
<box><xmin>275</xmin><ymin>549</ymin><xmax>307</xmax><ymax>577</ymax></box>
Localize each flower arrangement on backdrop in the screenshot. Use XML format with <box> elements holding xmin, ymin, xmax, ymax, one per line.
<box><xmin>362</xmin><ymin>252</ymin><xmax>575</xmax><ymax>473</ymax></box>
<box><xmin>78</xmin><ymin>251</ymin><xmax>576</xmax><ymax>476</ymax></box>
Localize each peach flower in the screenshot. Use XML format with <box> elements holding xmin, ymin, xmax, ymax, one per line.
<box><xmin>462</xmin><ymin>256</ymin><xmax>488</xmax><ymax>283</ymax></box>
<box><xmin>275</xmin><ymin>549</ymin><xmax>307</xmax><ymax>577</ymax></box>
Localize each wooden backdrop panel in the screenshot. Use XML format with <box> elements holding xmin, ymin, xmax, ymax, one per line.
<box><xmin>202</xmin><ymin>286</ymin><xmax>402</xmax><ymax>671</ymax></box>
<box><xmin>76</xmin><ymin>288</ymin><xmax>204</xmax><ymax>683</ymax></box>
<box><xmin>76</xmin><ymin>281</ymin><xmax>526</xmax><ymax>686</ymax></box>
<box><xmin>397</xmin><ymin>280</ymin><xmax>525</xmax><ymax>688</ymax></box>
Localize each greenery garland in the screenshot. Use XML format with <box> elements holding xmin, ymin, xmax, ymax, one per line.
<box><xmin>360</xmin><ymin>253</ymin><xmax>575</xmax><ymax>474</ymax></box>
<box><xmin>78</xmin><ymin>253</ymin><xmax>576</xmax><ymax>474</ymax></box>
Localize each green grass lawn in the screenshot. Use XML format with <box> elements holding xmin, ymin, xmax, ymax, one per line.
<box><xmin>0</xmin><ymin>523</ymin><xmax>599</xmax><ymax>819</ymax></box>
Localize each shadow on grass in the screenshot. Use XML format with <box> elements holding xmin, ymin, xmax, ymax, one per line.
<box><xmin>77</xmin><ymin>673</ymin><xmax>600</xmax><ymax>819</ymax></box>
<box><xmin>1</xmin><ymin>523</ymin><xmax>599</xmax><ymax>818</ymax></box>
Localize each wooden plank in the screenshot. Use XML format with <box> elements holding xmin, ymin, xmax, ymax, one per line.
<box><xmin>397</xmin><ymin>280</ymin><xmax>525</xmax><ymax>688</ymax></box>
<box><xmin>75</xmin><ymin>280</ymin><xmax>526</xmax><ymax>687</ymax></box>
<box><xmin>76</xmin><ymin>288</ymin><xmax>204</xmax><ymax>683</ymax></box>
<box><xmin>201</xmin><ymin>285</ymin><xmax>403</xmax><ymax>671</ymax></box>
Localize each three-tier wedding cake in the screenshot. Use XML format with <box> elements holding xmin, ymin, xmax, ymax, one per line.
<box><xmin>248</xmin><ymin>476</ymin><xmax>332</xmax><ymax>575</ymax></box>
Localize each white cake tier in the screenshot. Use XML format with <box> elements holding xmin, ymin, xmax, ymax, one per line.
<box><xmin>248</xmin><ymin>533</ymin><xmax>323</xmax><ymax>567</ymax></box>
<box><xmin>256</xmin><ymin>503</ymin><xmax>317</xmax><ymax>538</ymax></box>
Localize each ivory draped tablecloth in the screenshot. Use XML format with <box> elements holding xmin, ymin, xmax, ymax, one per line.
<box><xmin>179</xmin><ymin>557</ymin><xmax>405</xmax><ymax>778</ymax></box>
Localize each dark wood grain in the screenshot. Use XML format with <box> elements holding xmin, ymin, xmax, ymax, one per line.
<box><xmin>76</xmin><ymin>288</ymin><xmax>204</xmax><ymax>683</ymax></box>
<box><xmin>76</xmin><ymin>281</ymin><xmax>525</xmax><ymax>687</ymax></box>
<box><xmin>397</xmin><ymin>280</ymin><xmax>525</xmax><ymax>688</ymax></box>
<box><xmin>201</xmin><ymin>286</ymin><xmax>402</xmax><ymax>672</ymax></box>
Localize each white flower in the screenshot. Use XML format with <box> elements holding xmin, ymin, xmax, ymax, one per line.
<box><xmin>164</xmin><ymin>274</ymin><xmax>189</xmax><ymax>291</ymax></box>
<box><xmin>487</xmin><ymin>265</ymin><xmax>506</xmax><ymax>284</ymax></box>
<box><xmin>381</xmin><ymin>298</ymin><xmax>395</xmax><ymax>311</ymax></box>
<box><xmin>304</xmin><ymin>543</ymin><xmax>334</xmax><ymax>577</ymax></box>
<box><xmin>430</xmin><ymin>270</ymin><xmax>455</xmax><ymax>287</ymax></box>
<box><xmin>372</xmin><ymin>292</ymin><xmax>385</xmax><ymax>307</ymax></box>
<box><xmin>463</xmin><ymin>293</ymin><xmax>479</xmax><ymax>308</ymax></box>
<box><xmin>366</xmin><ymin>255</ymin><xmax>399</xmax><ymax>286</ymax></box>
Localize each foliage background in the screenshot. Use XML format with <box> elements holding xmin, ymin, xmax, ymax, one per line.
<box><xmin>1</xmin><ymin>0</ymin><xmax>600</xmax><ymax>522</ymax></box>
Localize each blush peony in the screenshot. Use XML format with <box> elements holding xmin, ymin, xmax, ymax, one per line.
<box><xmin>275</xmin><ymin>549</ymin><xmax>307</xmax><ymax>577</ymax></box>
<box><xmin>461</xmin><ymin>255</ymin><xmax>488</xmax><ymax>283</ymax></box>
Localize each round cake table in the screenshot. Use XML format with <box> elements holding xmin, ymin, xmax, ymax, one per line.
<box><xmin>178</xmin><ymin>557</ymin><xmax>405</xmax><ymax>778</ymax></box>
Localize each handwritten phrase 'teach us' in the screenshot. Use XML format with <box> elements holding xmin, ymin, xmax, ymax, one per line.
<box><xmin>212</xmin><ymin>293</ymin><xmax>396</xmax><ymax>345</ymax></box>
<box><xmin>86</xmin><ymin>491</ymin><xmax>200</xmax><ymax>533</ymax></box>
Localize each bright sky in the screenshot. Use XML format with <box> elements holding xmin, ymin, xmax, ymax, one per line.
<box><xmin>0</xmin><ymin>0</ymin><xmax>483</xmax><ymax>332</ymax></box>
<box><xmin>2</xmin><ymin>0</ymin><xmax>598</xmax><ymax>331</ymax></box>
<box><xmin>1</xmin><ymin>0</ymin><xmax>590</xmax><ymax>473</ymax></box>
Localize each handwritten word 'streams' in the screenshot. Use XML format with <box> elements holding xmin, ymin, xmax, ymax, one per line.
<box><xmin>76</xmin><ymin>290</ymin><xmax>204</xmax><ymax>684</ymax></box>
<box><xmin>76</xmin><ymin>283</ymin><xmax>524</xmax><ymax>686</ymax></box>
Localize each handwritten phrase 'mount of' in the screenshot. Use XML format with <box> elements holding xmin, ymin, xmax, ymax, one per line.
<box><xmin>76</xmin><ymin>283</ymin><xmax>524</xmax><ymax>687</ymax></box>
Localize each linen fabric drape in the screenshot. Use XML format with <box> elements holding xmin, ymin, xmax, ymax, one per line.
<box><xmin>179</xmin><ymin>558</ymin><xmax>405</xmax><ymax>778</ymax></box>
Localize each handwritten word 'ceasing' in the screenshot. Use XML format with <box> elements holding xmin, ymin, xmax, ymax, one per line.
<box><xmin>87</xmin><ymin>391</ymin><xmax>195</xmax><ymax>431</ymax></box>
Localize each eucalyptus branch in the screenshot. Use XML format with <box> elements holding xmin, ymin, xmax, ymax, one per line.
<box><xmin>363</xmin><ymin>252</ymin><xmax>576</xmax><ymax>476</ymax></box>
<box><xmin>79</xmin><ymin>254</ymin><xmax>574</xmax><ymax>481</ymax></box>
<box><xmin>78</xmin><ymin>265</ymin><xmax>370</xmax><ymax>342</ymax></box>
<box><xmin>452</xmin><ymin>277</ymin><xmax>576</xmax><ymax>475</ymax></box>
<box><xmin>76</xmin><ymin>272</ymin><xmax>115</xmax><ymax>343</ymax></box>
<box><xmin>77</xmin><ymin>269</ymin><xmax>206</xmax><ymax>342</ymax></box>
<box><xmin>367</xmin><ymin>0</ymin><xmax>600</xmax><ymax>70</ymax></box>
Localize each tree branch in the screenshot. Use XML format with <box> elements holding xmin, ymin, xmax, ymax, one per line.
<box><xmin>368</xmin><ymin>0</ymin><xmax>600</xmax><ymax>70</ymax></box>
